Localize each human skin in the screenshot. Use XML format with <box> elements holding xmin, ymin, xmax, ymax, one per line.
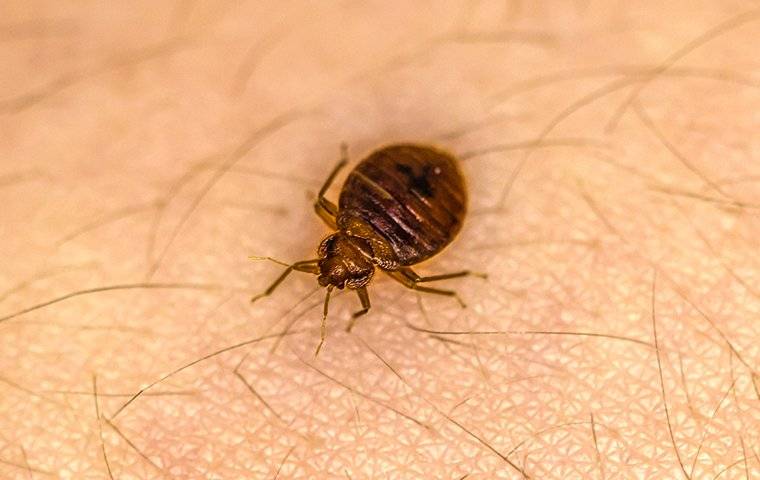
<box><xmin>1</xmin><ymin>1</ymin><xmax>759</xmax><ymax>479</ymax></box>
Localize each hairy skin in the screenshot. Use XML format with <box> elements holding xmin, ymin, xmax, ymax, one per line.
<box><xmin>0</xmin><ymin>1</ymin><xmax>758</xmax><ymax>479</ymax></box>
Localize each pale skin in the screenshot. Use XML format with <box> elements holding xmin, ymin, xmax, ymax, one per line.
<box><xmin>0</xmin><ymin>1</ymin><xmax>758</xmax><ymax>479</ymax></box>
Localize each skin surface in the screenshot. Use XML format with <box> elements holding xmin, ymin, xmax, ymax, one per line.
<box><xmin>0</xmin><ymin>1</ymin><xmax>758</xmax><ymax>479</ymax></box>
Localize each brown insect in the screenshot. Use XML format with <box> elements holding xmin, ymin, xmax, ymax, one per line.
<box><xmin>252</xmin><ymin>143</ymin><xmax>482</xmax><ymax>355</ymax></box>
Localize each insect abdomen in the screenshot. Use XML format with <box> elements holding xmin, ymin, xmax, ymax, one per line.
<box><xmin>337</xmin><ymin>144</ymin><xmax>467</xmax><ymax>266</ymax></box>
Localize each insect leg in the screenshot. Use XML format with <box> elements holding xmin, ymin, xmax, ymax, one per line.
<box><xmin>251</xmin><ymin>259</ymin><xmax>319</xmax><ymax>303</ymax></box>
<box><xmin>403</xmin><ymin>269</ymin><xmax>487</xmax><ymax>283</ymax></box>
<box><xmin>387</xmin><ymin>268</ymin><xmax>466</xmax><ymax>308</ymax></box>
<box><xmin>314</xmin><ymin>200</ymin><xmax>338</xmax><ymax>229</ymax></box>
<box><xmin>346</xmin><ymin>287</ymin><xmax>370</xmax><ymax>332</ymax></box>
<box><xmin>313</xmin><ymin>144</ymin><xmax>349</xmax><ymax>228</ymax></box>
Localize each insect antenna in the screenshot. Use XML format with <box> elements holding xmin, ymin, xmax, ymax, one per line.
<box><xmin>248</xmin><ymin>255</ymin><xmax>290</xmax><ymax>267</ymax></box>
<box><xmin>249</xmin><ymin>257</ymin><xmax>320</xmax><ymax>303</ymax></box>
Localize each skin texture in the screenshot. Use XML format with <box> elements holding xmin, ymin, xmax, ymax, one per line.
<box><xmin>0</xmin><ymin>1</ymin><xmax>758</xmax><ymax>479</ymax></box>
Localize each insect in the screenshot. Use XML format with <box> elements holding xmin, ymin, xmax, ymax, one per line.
<box><xmin>252</xmin><ymin>143</ymin><xmax>483</xmax><ymax>355</ymax></box>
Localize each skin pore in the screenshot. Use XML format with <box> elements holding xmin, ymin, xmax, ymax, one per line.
<box><xmin>1</xmin><ymin>1</ymin><xmax>758</xmax><ymax>478</ymax></box>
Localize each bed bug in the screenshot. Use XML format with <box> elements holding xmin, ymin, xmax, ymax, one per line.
<box><xmin>252</xmin><ymin>143</ymin><xmax>483</xmax><ymax>355</ymax></box>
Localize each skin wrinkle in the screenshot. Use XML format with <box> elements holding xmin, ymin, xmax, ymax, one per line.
<box><xmin>0</xmin><ymin>1</ymin><xmax>758</xmax><ymax>479</ymax></box>
<box><xmin>578</xmin><ymin>183</ymin><xmax>760</xmax><ymax>404</ymax></box>
<box><xmin>103</xmin><ymin>417</ymin><xmax>168</xmax><ymax>477</ymax></box>
<box><xmin>92</xmin><ymin>375</ymin><xmax>115</xmax><ymax>480</ymax></box>
<box><xmin>589</xmin><ymin>412</ymin><xmax>605</xmax><ymax>480</ymax></box>
<box><xmin>488</xmin><ymin>64</ymin><xmax>760</xmax><ymax>104</ymax></box>
<box><xmin>356</xmin><ymin>337</ymin><xmax>529</xmax><ymax>477</ymax></box>
<box><xmin>343</xmin><ymin>24</ymin><xmax>556</xmax><ymax>87</ymax></box>
<box><xmin>144</xmin><ymin>155</ymin><xmax>317</xmax><ymax>274</ymax></box>
<box><xmin>632</xmin><ymin>100</ymin><xmax>736</xmax><ymax>202</ymax></box>
<box><xmin>54</xmin><ymin>200</ymin><xmax>164</xmax><ymax>247</ymax></box>
<box><xmin>651</xmin><ymin>273</ymin><xmax>691</xmax><ymax>480</ymax></box>
<box><xmin>491</xmin><ymin>5</ymin><xmax>760</xmax><ymax>211</ymax></box>
<box><xmin>232</xmin><ymin>353</ymin><xmax>288</xmax><ymax>423</ymax></box>
<box><xmin>0</xmin><ymin>262</ymin><xmax>98</xmax><ymax>304</ymax></box>
<box><xmin>0</xmin><ymin>283</ymin><xmax>245</xmax><ymax>324</ymax></box>
<box><xmin>0</xmin><ymin>35</ymin><xmax>202</xmax><ymax>114</ymax></box>
<box><xmin>0</xmin><ymin>18</ymin><xmax>79</xmax><ymax>42</ymax></box>
<box><xmin>143</xmin><ymin>108</ymin><xmax>317</xmax><ymax>280</ymax></box>
<box><xmin>230</xmin><ymin>24</ymin><xmax>291</xmax><ymax>98</ymax></box>
<box><xmin>0</xmin><ymin>169</ymin><xmax>45</xmax><ymax>188</ymax></box>
<box><xmin>603</xmin><ymin>6</ymin><xmax>760</xmax><ymax>132</ymax></box>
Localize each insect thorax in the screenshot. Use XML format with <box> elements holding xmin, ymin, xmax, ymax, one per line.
<box><xmin>336</xmin><ymin>214</ymin><xmax>399</xmax><ymax>270</ymax></box>
<box><xmin>317</xmin><ymin>217</ymin><xmax>399</xmax><ymax>289</ymax></box>
<box><xmin>317</xmin><ymin>233</ymin><xmax>375</xmax><ymax>289</ymax></box>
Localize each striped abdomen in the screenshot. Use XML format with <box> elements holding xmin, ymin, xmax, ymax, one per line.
<box><xmin>337</xmin><ymin>144</ymin><xmax>467</xmax><ymax>266</ymax></box>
